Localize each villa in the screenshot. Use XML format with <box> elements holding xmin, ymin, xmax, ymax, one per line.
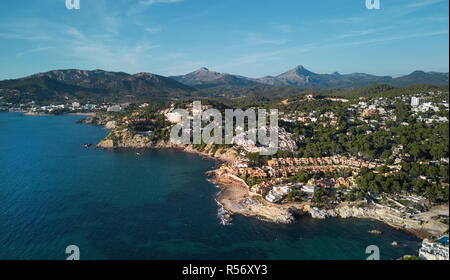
<box><xmin>301</xmin><ymin>185</ymin><xmax>317</xmax><ymax>194</ymax></box>
<box><xmin>265</xmin><ymin>185</ymin><xmax>292</xmax><ymax>203</ymax></box>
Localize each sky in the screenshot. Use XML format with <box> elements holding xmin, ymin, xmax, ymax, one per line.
<box><xmin>0</xmin><ymin>0</ymin><xmax>448</xmax><ymax>80</ymax></box>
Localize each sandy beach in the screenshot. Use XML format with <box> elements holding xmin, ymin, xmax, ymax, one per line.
<box><xmin>209</xmin><ymin>172</ymin><xmax>307</xmax><ymax>223</ymax></box>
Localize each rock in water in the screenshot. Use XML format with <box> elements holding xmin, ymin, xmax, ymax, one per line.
<box><xmin>369</xmin><ymin>229</ymin><xmax>382</xmax><ymax>235</ymax></box>
<box><xmin>391</xmin><ymin>241</ymin><xmax>398</xmax><ymax>247</ymax></box>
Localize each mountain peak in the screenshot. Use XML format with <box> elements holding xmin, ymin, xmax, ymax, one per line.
<box><xmin>170</xmin><ymin>67</ymin><xmax>227</xmax><ymax>86</ymax></box>
<box><xmin>275</xmin><ymin>65</ymin><xmax>316</xmax><ymax>83</ymax></box>
<box><xmin>286</xmin><ymin>65</ymin><xmax>315</xmax><ymax>76</ymax></box>
<box><xmin>409</xmin><ymin>70</ymin><xmax>426</xmax><ymax>75</ymax></box>
<box><xmin>134</xmin><ymin>72</ymin><xmax>154</xmax><ymax>77</ymax></box>
<box><xmin>194</xmin><ymin>67</ymin><xmax>212</xmax><ymax>73</ymax></box>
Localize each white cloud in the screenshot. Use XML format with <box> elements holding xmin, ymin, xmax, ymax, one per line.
<box><xmin>62</xmin><ymin>27</ymin><xmax>160</xmax><ymax>72</ymax></box>
<box><xmin>144</xmin><ymin>26</ymin><xmax>163</xmax><ymax>34</ymax></box>
<box><xmin>274</xmin><ymin>24</ymin><xmax>293</xmax><ymax>34</ymax></box>
<box><xmin>408</xmin><ymin>0</ymin><xmax>446</xmax><ymax>8</ymax></box>
<box><xmin>17</xmin><ymin>47</ymin><xmax>53</xmax><ymax>57</ymax></box>
<box><xmin>0</xmin><ymin>32</ymin><xmax>20</xmax><ymax>39</ymax></box>
<box><xmin>66</xmin><ymin>27</ymin><xmax>87</xmax><ymax>41</ymax></box>
<box><xmin>287</xmin><ymin>29</ymin><xmax>450</xmax><ymax>53</ymax></box>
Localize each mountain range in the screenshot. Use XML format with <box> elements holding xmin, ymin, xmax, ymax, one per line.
<box><xmin>171</xmin><ymin>65</ymin><xmax>449</xmax><ymax>92</ymax></box>
<box><xmin>0</xmin><ymin>66</ymin><xmax>448</xmax><ymax>104</ymax></box>
<box><xmin>0</xmin><ymin>69</ymin><xmax>200</xmax><ymax>104</ymax></box>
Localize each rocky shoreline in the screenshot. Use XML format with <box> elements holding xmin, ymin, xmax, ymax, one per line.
<box><xmin>207</xmin><ymin>169</ymin><xmax>448</xmax><ymax>240</ymax></box>
<box><xmin>82</xmin><ymin>114</ymin><xmax>448</xmax><ymax>240</ymax></box>
<box><xmin>85</xmin><ymin>114</ymin><xmax>240</xmax><ymax>162</ymax></box>
<box><xmin>208</xmin><ymin>174</ymin><xmax>305</xmax><ymax>224</ymax></box>
<box><xmin>97</xmin><ymin>136</ymin><xmax>240</xmax><ymax>163</ymax></box>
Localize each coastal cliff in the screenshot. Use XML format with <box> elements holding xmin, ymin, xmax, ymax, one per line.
<box><xmin>307</xmin><ymin>205</ymin><xmax>448</xmax><ymax>239</ymax></box>
<box><xmin>97</xmin><ymin>129</ymin><xmax>153</xmax><ymax>149</ymax></box>
<box><xmin>91</xmin><ymin>113</ymin><xmax>240</xmax><ymax>162</ymax></box>
<box><xmin>97</xmin><ymin>134</ymin><xmax>240</xmax><ymax>162</ymax></box>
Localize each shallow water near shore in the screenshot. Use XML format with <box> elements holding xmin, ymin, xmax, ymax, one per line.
<box><xmin>0</xmin><ymin>113</ymin><xmax>421</xmax><ymax>260</ymax></box>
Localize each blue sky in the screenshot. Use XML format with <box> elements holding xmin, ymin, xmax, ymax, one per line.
<box><xmin>0</xmin><ymin>0</ymin><xmax>448</xmax><ymax>80</ymax></box>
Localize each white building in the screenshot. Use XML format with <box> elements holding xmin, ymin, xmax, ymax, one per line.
<box><xmin>107</xmin><ymin>105</ymin><xmax>124</xmax><ymax>112</ymax></box>
<box><xmin>419</xmin><ymin>239</ymin><xmax>449</xmax><ymax>260</ymax></box>
<box><xmin>72</xmin><ymin>102</ymin><xmax>80</xmax><ymax>108</ymax></box>
<box><xmin>265</xmin><ymin>185</ymin><xmax>292</xmax><ymax>203</ymax></box>
<box><xmin>232</xmin><ymin>160</ymin><xmax>249</xmax><ymax>168</ymax></box>
<box><xmin>166</xmin><ymin>112</ymin><xmax>183</xmax><ymax>124</ymax></box>
<box><xmin>411</xmin><ymin>97</ymin><xmax>422</xmax><ymax>107</ymax></box>
<box><xmin>85</xmin><ymin>104</ymin><xmax>97</xmax><ymax>110</ymax></box>
<box><xmin>301</xmin><ymin>185</ymin><xmax>317</xmax><ymax>194</ymax></box>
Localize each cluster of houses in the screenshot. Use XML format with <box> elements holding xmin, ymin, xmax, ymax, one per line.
<box><xmin>265</xmin><ymin>184</ymin><xmax>294</xmax><ymax>203</ymax></box>
<box><xmin>267</xmin><ymin>156</ymin><xmax>381</xmax><ymax>169</ymax></box>
<box><xmin>231</xmin><ymin>127</ymin><xmax>297</xmax><ymax>155</ymax></box>
<box><xmin>162</xmin><ymin>102</ymin><xmax>299</xmax><ymax>155</ymax></box>
<box><xmin>164</xmin><ymin>103</ymin><xmax>214</xmax><ymax>124</ymax></box>
<box><xmin>27</xmin><ymin>102</ymin><xmax>98</xmax><ymax>113</ymax></box>
<box><xmin>348</xmin><ymin>92</ymin><xmax>449</xmax><ymax>126</ymax></box>
<box><xmin>19</xmin><ymin>101</ymin><xmax>131</xmax><ymax>114</ymax></box>
<box><xmin>280</xmin><ymin>110</ymin><xmax>339</xmax><ymax>127</ymax></box>
<box><xmin>263</xmin><ymin>156</ymin><xmax>392</xmax><ymax>180</ymax></box>
<box><xmin>226</xmin><ymin>155</ymin><xmax>401</xmax><ymax>204</ymax></box>
<box><xmin>253</xmin><ymin>177</ymin><xmax>352</xmax><ymax>203</ymax></box>
<box><xmin>266</xmin><ymin>165</ymin><xmax>360</xmax><ymax>179</ymax></box>
<box><xmin>419</xmin><ymin>238</ymin><xmax>449</xmax><ymax>260</ymax></box>
<box><xmin>251</xmin><ymin>180</ymin><xmax>318</xmax><ymax>203</ymax></box>
<box><xmin>274</xmin><ymin>91</ymin><xmax>447</xmax><ymax>139</ymax></box>
<box><xmin>229</xmin><ymin>156</ymin><xmax>386</xmax><ymax>185</ymax></box>
<box><xmin>0</xmin><ymin>100</ymin><xmax>9</xmax><ymax>111</ymax></box>
<box><xmin>124</xmin><ymin>118</ymin><xmax>155</xmax><ymax>137</ymax></box>
<box><xmin>107</xmin><ymin>105</ymin><xmax>125</xmax><ymax>112</ymax></box>
<box><xmin>13</xmin><ymin>99</ymin><xmax>135</xmax><ymax>114</ymax></box>
<box><xmin>408</xmin><ymin>93</ymin><xmax>448</xmax><ymax>124</ymax></box>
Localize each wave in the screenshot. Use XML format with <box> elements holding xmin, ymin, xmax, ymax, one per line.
<box><xmin>207</xmin><ymin>179</ymin><xmax>232</xmax><ymax>226</ymax></box>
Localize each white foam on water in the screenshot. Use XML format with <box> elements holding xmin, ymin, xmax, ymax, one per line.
<box><xmin>207</xmin><ymin>179</ymin><xmax>232</xmax><ymax>226</ymax></box>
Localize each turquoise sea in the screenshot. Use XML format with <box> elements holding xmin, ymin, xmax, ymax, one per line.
<box><xmin>0</xmin><ymin>113</ymin><xmax>421</xmax><ymax>260</ymax></box>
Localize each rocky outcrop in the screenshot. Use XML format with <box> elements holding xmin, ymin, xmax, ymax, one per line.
<box><xmin>307</xmin><ymin>204</ymin><xmax>426</xmax><ymax>233</ymax></box>
<box><xmin>97</xmin><ymin>139</ymin><xmax>115</xmax><ymax>149</ymax></box>
<box><xmin>97</xmin><ymin>129</ymin><xmax>153</xmax><ymax>149</ymax></box>
<box><xmin>97</xmin><ymin>131</ymin><xmax>240</xmax><ymax>163</ymax></box>
<box><xmin>78</xmin><ymin>113</ymin><xmax>115</xmax><ymax>126</ymax></box>
<box><xmin>104</xmin><ymin>121</ymin><xmax>116</xmax><ymax>129</ymax></box>
<box><xmin>308</xmin><ymin>205</ymin><xmax>377</xmax><ymax>219</ymax></box>
<box><xmin>308</xmin><ymin>207</ymin><xmax>332</xmax><ymax>219</ymax></box>
<box><xmin>184</xmin><ymin>144</ymin><xmax>239</xmax><ymax>162</ymax></box>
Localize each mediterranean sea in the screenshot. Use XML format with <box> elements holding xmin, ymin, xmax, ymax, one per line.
<box><xmin>0</xmin><ymin>113</ymin><xmax>421</xmax><ymax>260</ymax></box>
